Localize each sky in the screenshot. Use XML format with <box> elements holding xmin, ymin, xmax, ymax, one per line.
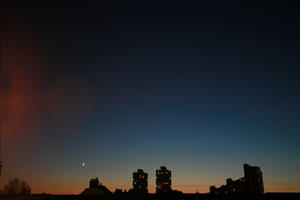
<box><xmin>1</xmin><ymin>1</ymin><xmax>300</xmax><ymax>194</ymax></box>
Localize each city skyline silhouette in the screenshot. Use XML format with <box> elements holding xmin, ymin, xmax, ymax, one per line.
<box><xmin>79</xmin><ymin>163</ymin><xmax>264</xmax><ymax>195</ymax></box>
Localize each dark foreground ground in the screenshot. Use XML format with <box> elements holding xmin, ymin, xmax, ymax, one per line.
<box><xmin>1</xmin><ymin>193</ymin><xmax>300</xmax><ymax>200</ymax></box>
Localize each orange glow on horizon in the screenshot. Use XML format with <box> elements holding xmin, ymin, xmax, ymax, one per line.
<box><xmin>29</xmin><ymin>184</ymin><xmax>300</xmax><ymax>195</ymax></box>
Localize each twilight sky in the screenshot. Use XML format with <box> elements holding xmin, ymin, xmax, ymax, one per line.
<box><xmin>1</xmin><ymin>1</ymin><xmax>300</xmax><ymax>194</ymax></box>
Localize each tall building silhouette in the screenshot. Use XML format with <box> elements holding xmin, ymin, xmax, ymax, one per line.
<box><xmin>133</xmin><ymin>169</ymin><xmax>148</xmax><ymax>194</ymax></box>
<box><xmin>244</xmin><ymin>163</ymin><xmax>264</xmax><ymax>193</ymax></box>
<box><xmin>210</xmin><ymin>163</ymin><xmax>264</xmax><ymax>194</ymax></box>
<box><xmin>156</xmin><ymin>166</ymin><xmax>172</xmax><ymax>193</ymax></box>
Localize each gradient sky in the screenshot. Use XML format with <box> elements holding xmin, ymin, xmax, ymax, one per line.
<box><xmin>1</xmin><ymin>1</ymin><xmax>300</xmax><ymax>194</ymax></box>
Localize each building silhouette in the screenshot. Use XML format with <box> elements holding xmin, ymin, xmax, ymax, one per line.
<box><xmin>81</xmin><ymin>177</ymin><xmax>112</xmax><ymax>195</ymax></box>
<box><xmin>244</xmin><ymin>163</ymin><xmax>264</xmax><ymax>193</ymax></box>
<box><xmin>133</xmin><ymin>169</ymin><xmax>148</xmax><ymax>194</ymax></box>
<box><xmin>156</xmin><ymin>166</ymin><xmax>172</xmax><ymax>193</ymax></box>
<box><xmin>210</xmin><ymin>163</ymin><xmax>264</xmax><ymax>194</ymax></box>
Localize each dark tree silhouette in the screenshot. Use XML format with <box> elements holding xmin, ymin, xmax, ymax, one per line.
<box><xmin>3</xmin><ymin>178</ymin><xmax>31</xmax><ymax>195</ymax></box>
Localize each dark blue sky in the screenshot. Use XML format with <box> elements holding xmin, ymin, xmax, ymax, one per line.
<box><xmin>1</xmin><ymin>1</ymin><xmax>300</xmax><ymax>193</ymax></box>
